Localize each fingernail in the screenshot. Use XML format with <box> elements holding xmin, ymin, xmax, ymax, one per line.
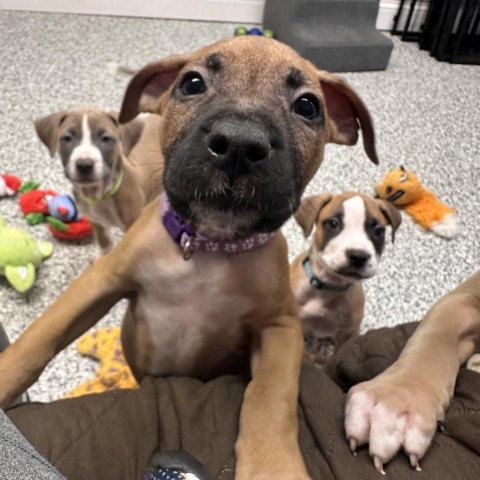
<box><xmin>374</xmin><ymin>456</ymin><xmax>386</xmax><ymax>475</ymax></box>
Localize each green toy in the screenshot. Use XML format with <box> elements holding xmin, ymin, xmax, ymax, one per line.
<box><xmin>0</xmin><ymin>217</ymin><xmax>53</xmax><ymax>293</ymax></box>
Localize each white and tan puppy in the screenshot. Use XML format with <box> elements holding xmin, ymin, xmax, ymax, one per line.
<box><xmin>1</xmin><ymin>37</ymin><xmax>380</xmax><ymax>479</ymax></box>
<box><xmin>290</xmin><ymin>192</ymin><xmax>401</xmax><ymax>353</ymax></box>
<box><xmin>35</xmin><ymin>108</ymin><xmax>146</xmax><ymax>252</ymax></box>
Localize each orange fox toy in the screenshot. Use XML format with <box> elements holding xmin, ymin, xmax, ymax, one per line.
<box><xmin>376</xmin><ymin>166</ymin><xmax>459</xmax><ymax>238</ymax></box>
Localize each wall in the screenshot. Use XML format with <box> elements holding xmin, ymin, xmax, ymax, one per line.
<box><xmin>0</xmin><ymin>0</ymin><xmax>401</xmax><ymax>30</ymax></box>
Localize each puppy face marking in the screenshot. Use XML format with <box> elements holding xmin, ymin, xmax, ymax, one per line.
<box><xmin>67</xmin><ymin>114</ymin><xmax>105</xmax><ymax>182</ymax></box>
<box><xmin>54</xmin><ymin>111</ymin><xmax>122</xmax><ymax>186</ymax></box>
<box><xmin>318</xmin><ymin>196</ymin><xmax>380</xmax><ymax>279</ymax></box>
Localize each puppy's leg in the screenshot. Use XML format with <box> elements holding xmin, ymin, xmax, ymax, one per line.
<box><xmin>92</xmin><ymin>222</ymin><xmax>114</xmax><ymax>255</ymax></box>
<box><xmin>345</xmin><ymin>271</ymin><xmax>480</xmax><ymax>473</ymax></box>
<box><xmin>334</xmin><ymin>311</ymin><xmax>363</xmax><ymax>352</ymax></box>
<box><xmin>0</xmin><ymin>253</ymin><xmax>132</xmax><ymax>408</ymax></box>
<box><xmin>235</xmin><ymin>312</ymin><xmax>311</xmax><ymax>480</ymax></box>
<box><xmin>334</xmin><ymin>326</ymin><xmax>360</xmax><ymax>352</ymax></box>
<box><xmin>116</xmin><ymin>180</ymin><xmax>145</xmax><ymax>231</ymax></box>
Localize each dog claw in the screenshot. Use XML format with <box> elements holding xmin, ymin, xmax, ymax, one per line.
<box><xmin>349</xmin><ymin>438</ymin><xmax>357</xmax><ymax>456</ymax></box>
<box><xmin>410</xmin><ymin>454</ymin><xmax>422</xmax><ymax>472</ymax></box>
<box><xmin>373</xmin><ymin>456</ymin><xmax>386</xmax><ymax>475</ymax></box>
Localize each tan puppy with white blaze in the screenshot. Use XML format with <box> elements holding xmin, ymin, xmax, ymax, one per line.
<box><xmin>0</xmin><ymin>36</ymin><xmax>379</xmax><ymax>479</ymax></box>
<box><xmin>290</xmin><ymin>193</ymin><xmax>401</xmax><ymax>353</ymax></box>
<box><xmin>35</xmin><ymin>108</ymin><xmax>146</xmax><ymax>253</ymax></box>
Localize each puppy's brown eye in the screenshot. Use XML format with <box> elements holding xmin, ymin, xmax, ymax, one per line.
<box><xmin>292</xmin><ymin>95</ymin><xmax>319</xmax><ymax>120</ymax></box>
<box><xmin>374</xmin><ymin>226</ymin><xmax>386</xmax><ymax>239</ymax></box>
<box><xmin>60</xmin><ymin>133</ymin><xmax>73</xmax><ymax>143</ymax></box>
<box><xmin>324</xmin><ymin>217</ymin><xmax>340</xmax><ymax>231</ymax></box>
<box><xmin>180</xmin><ymin>73</ymin><xmax>206</xmax><ymax>96</ymax></box>
<box><xmin>100</xmin><ymin>134</ymin><xmax>114</xmax><ymax>144</ymax></box>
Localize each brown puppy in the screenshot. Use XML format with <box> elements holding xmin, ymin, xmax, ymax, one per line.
<box><xmin>0</xmin><ymin>36</ymin><xmax>378</xmax><ymax>479</ymax></box>
<box><xmin>290</xmin><ymin>192</ymin><xmax>401</xmax><ymax>356</ymax></box>
<box><xmin>345</xmin><ymin>270</ymin><xmax>480</xmax><ymax>474</ymax></box>
<box><xmin>35</xmin><ymin>108</ymin><xmax>146</xmax><ymax>253</ymax></box>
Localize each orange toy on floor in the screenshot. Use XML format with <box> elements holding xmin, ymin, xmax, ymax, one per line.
<box><xmin>65</xmin><ymin>327</ymin><xmax>137</xmax><ymax>398</ymax></box>
<box><xmin>376</xmin><ymin>166</ymin><xmax>459</xmax><ymax>238</ymax></box>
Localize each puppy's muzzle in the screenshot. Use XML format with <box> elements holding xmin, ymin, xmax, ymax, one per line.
<box><xmin>164</xmin><ymin>106</ymin><xmax>297</xmax><ymax>234</ymax></box>
<box><xmin>207</xmin><ymin>118</ymin><xmax>270</xmax><ymax>184</ymax></box>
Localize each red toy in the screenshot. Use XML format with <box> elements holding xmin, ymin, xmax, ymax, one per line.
<box><xmin>19</xmin><ymin>189</ymin><xmax>93</xmax><ymax>240</ymax></box>
<box><xmin>0</xmin><ymin>174</ymin><xmax>22</xmax><ymax>197</ymax></box>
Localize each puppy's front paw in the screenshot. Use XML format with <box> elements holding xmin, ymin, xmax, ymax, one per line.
<box><xmin>345</xmin><ymin>373</ymin><xmax>445</xmax><ymax>474</ymax></box>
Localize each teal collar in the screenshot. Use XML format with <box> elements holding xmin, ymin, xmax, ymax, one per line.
<box><xmin>80</xmin><ymin>170</ymin><xmax>124</xmax><ymax>205</ymax></box>
<box><xmin>303</xmin><ymin>257</ymin><xmax>352</xmax><ymax>292</ymax></box>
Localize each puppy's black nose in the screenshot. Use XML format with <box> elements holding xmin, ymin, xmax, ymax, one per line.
<box><xmin>207</xmin><ymin>119</ymin><xmax>270</xmax><ymax>182</ymax></box>
<box><xmin>76</xmin><ymin>158</ymin><xmax>94</xmax><ymax>175</ymax></box>
<box><xmin>346</xmin><ymin>249</ymin><xmax>371</xmax><ymax>268</ymax></box>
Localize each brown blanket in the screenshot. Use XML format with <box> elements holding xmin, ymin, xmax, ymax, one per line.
<box><xmin>8</xmin><ymin>322</ymin><xmax>480</xmax><ymax>480</ymax></box>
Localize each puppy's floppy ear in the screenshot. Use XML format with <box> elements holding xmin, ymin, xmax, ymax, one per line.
<box><xmin>34</xmin><ymin>111</ymin><xmax>68</xmax><ymax>157</ymax></box>
<box><xmin>120</xmin><ymin>118</ymin><xmax>145</xmax><ymax>156</ymax></box>
<box><xmin>119</xmin><ymin>52</ymin><xmax>194</xmax><ymax>124</ymax></box>
<box><xmin>294</xmin><ymin>193</ymin><xmax>333</xmax><ymax>238</ymax></box>
<box><xmin>376</xmin><ymin>199</ymin><xmax>402</xmax><ymax>242</ymax></box>
<box><xmin>317</xmin><ymin>70</ymin><xmax>378</xmax><ymax>165</ymax></box>
<box><xmin>108</xmin><ymin>111</ymin><xmax>145</xmax><ymax>156</ymax></box>
<box><xmin>105</xmin><ymin>111</ymin><xmax>145</xmax><ymax>157</ymax></box>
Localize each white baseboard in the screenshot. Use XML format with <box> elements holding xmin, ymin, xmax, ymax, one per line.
<box><xmin>377</xmin><ymin>0</ymin><xmax>401</xmax><ymax>31</ymax></box>
<box><xmin>378</xmin><ymin>0</ymin><xmax>430</xmax><ymax>31</ymax></box>
<box><xmin>0</xmin><ymin>0</ymin><xmax>402</xmax><ymax>31</ymax></box>
<box><xmin>0</xmin><ymin>0</ymin><xmax>265</xmax><ymax>23</ymax></box>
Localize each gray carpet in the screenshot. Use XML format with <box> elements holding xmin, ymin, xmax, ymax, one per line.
<box><xmin>0</xmin><ymin>10</ymin><xmax>478</xmax><ymax>402</ymax></box>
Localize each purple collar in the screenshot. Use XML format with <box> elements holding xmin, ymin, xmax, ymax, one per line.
<box><xmin>160</xmin><ymin>193</ymin><xmax>277</xmax><ymax>260</ymax></box>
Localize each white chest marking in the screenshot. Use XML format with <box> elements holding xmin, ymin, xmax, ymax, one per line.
<box><xmin>295</xmin><ymin>279</ymin><xmax>351</xmax><ymax>338</ymax></box>
<box><xmin>134</xmin><ymin>255</ymin><xmax>253</xmax><ymax>376</ymax></box>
